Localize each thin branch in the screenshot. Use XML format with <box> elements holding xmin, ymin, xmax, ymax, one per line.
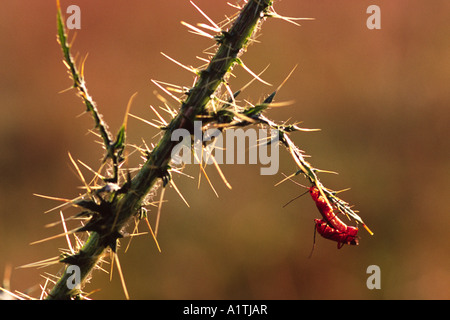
<box><xmin>47</xmin><ymin>0</ymin><xmax>273</xmax><ymax>300</ymax></box>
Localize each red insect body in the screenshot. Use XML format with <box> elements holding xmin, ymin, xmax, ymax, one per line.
<box><xmin>308</xmin><ymin>186</ymin><xmax>359</xmax><ymax>248</ymax></box>
<box><xmin>283</xmin><ymin>182</ymin><xmax>362</xmax><ymax>249</ymax></box>
<box><xmin>309</xmin><ymin>186</ymin><xmax>348</xmax><ymax>233</ymax></box>
<box><xmin>314</xmin><ymin>219</ymin><xmax>359</xmax><ymax>249</ymax></box>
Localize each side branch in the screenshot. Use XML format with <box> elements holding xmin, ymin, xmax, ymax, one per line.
<box><xmin>56</xmin><ymin>1</ymin><xmax>113</xmax><ymax>151</ymax></box>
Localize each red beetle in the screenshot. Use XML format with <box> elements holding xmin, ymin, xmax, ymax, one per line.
<box><xmin>314</xmin><ymin>218</ymin><xmax>359</xmax><ymax>249</ymax></box>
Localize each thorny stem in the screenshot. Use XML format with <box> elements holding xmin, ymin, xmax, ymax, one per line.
<box><xmin>56</xmin><ymin>4</ymin><xmax>112</xmax><ymax>151</ymax></box>
<box><xmin>258</xmin><ymin>114</ymin><xmax>372</xmax><ymax>232</ymax></box>
<box><xmin>56</xmin><ymin>1</ymin><xmax>126</xmax><ymax>182</ymax></box>
<box><xmin>48</xmin><ymin>0</ymin><xmax>273</xmax><ymax>300</ymax></box>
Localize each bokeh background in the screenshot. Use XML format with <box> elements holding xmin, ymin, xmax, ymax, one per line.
<box><xmin>1</xmin><ymin>0</ymin><xmax>449</xmax><ymax>299</ymax></box>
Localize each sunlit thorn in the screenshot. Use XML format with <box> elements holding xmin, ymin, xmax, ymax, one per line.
<box><xmin>196</xmin><ymin>55</ymin><xmax>211</xmax><ymax>68</ymax></box>
<box><xmin>208</xmin><ymin>96</ymin><xmax>218</xmax><ymax>113</ymax></box>
<box><xmin>210</xmin><ymin>154</ymin><xmax>232</xmax><ymax>190</ymax></box>
<box><xmin>59</xmin><ymin>211</ymin><xmax>75</xmax><ymax>254</ymax></box>
<box><xmin>155</xmin><ymin>187</ymin><xmax>166</xmax><ymax>237</ymax></box>
<box><xmin>160</xmin><ymin>52</ymin><xmax>198</xmax><ymax>75</ymax></box>
<box><xmin>171</xmin><ymin>167</ymin><xmax>195</xmax><ymax>180</ymax></box>
<box><xmin>181</xmin><ymin>21</ymin><xmax>215</xmax><ymax>39</ymax></box>
<box><xmin>0</xmin><ymin>287</ymin><xmax>25</xmax><ymax>300</ymax></box>
<box><xmin>17</xmin><ymin>256</ymin><xmax>61</xmax><ymax>269</ymax></box>
<box><xmin>75</xmin><ymin>110</ymin><xmax>88</xmax><ymax>120</ymax></box>
<box><xmin>124</xmin><ymin>218</ymin><xmax>139</xmax><ymax>253</ymax></box>
<box><xmin>160</xmin><ymin>102</ymin><xmax>178</xmax><ymax>119</ymax></box>
<box><xmin>68</xmin><ymin>152</ymin><xmax>91</xmax><ymax>194</ymax></box>
<box><xmin>152</xmin><ymin>80</ymin><xmax>185</xmax><ymax>92</ymax></box>
<box><xmin>149</xmin><ymin>105</ymin><xmax>169</xmax><ymax>127</ymax></box>
<box><xmin>15</xmin><ymin>290</ymin><xmax>37</xmax><ymax>300</ymax></box>
<box><xmin>72</xmin><ymin>233</ymin><xmax>83</xmax><ymax>251</ymax></box>
<box><xmin>109</xmin><ymin>249</ymin><xmax>115</xmax><ymax>282</ymax></box>
<box><xmin>227</xmin><ymin>2</ymin><xmax>242</xmax><ymax>10</ymax></box>
<box><xmin>166</xmin><ymin>87</ymin><xmax>184</xmax><ymax>94</ymax></box>
<box><xmin>223</xmin><ymin>82</ymin><xmax>238</xmax><ymax>112</ymax></box>
<box><xmin>153</xmin><ymin>90</ymin><xmax>171</xmax><ymax>109</ymax></box>
<box><xmin>274</xmin><ymin>172</ymin><xmax>301</xmax><ymax>187</ymax></box>
<box><xmin>169</xmin><ymin>179</ymin><xmax>190</xmax><ymax>208</ymax></box>
<box><xmin>195</xmin><ymin>148</ymin><xmax>203</xmax><ymax>189</ymax></box>
<box><xmin>284</xmin><ymin>135</ymin><xmax>310</xmax><ymax>175</ymax></box>
<box><xmin>268</xmin><ymin>8</ymin><xmax>315</xmax><ymax>27</ymax></box>
<box><xmin>238</xmin><ymin>64</ymin><xmax>271</xmax><ymax>94</ymax></box>
<box><xmin>255</xmin><ymin>134</ymin><xmax>273</xmax><ymax>148</ymax></box>
<box><xmin>40</xmin><ymin>278</ymin><xmax>51</xmax><ymax>300</ymax></box>
<box><xmin>77</xmin><ymin>159</ymin><xmax>106</xmax><ymax>183</ymax></box>
<box><xmin>259</xmin><ymin>100</ymin><xmax>296</xmax><ymax>109</ymax></box>
<box><xmin>58</xmin><ymin>86</ymin><xmax>73</xmax><ymax>94</ymax></box>
<box><xmin>141</xmin><ymin>138</ymin><xmax>152</xmax><ymax>154</ymax></box>
<box><xmin>232</xmin><ymin>109</ymin><xmax>257</xmax><ymax>124</ymax></box>
<box><xmin>144</xmin><ymin>217</ymin><xmax>162</xmax><ymax>253</ymax></box>
<box><xmin>314</xmin><ymin>168</ymin><xmax>339</xmax><ymax>175</ymax></box>
<box><xmin>94</xmin><ymin>258</ymin><xmax>109</xmax><ymax>275</ymax></box>
<box><xmin>190</xmin><ymin>1</ymin><xmax>221</xmax><ymax>32</ymax></box>
<box><xmin>127</xmin><ymin>231</ymin><xmax>149</xmax><ymax>238</ymax></box>
<box><xmin>197</xmin><ymin>23</ymin><xmax>221</xmax><ymax>33</ymax></box>
<box><xmin>219</xmin><ymin>5</ymin><xmax>240</xmax><ymax>28</ymax></box>
<box><xmin>79</xmin><ymin>53</ymin><xmax>89</xmax><ymax>79</ymax></box>
<box><xmin>124</xmin><ymin>217</ymin><xmax>151</xmax><ymax>253</ymax></box>
<box><xmin>330</xmin><ymin>196</ymin><xmax>369</xmax><ymax>229</ymax></box>
<box><xmin>293</xmin><ymin>126</ymin><xmax>321</xmax><ymax>132</ymax></box>
<box><xmin>129</xmin><ymin>113</ymin><xmax>162</xmax><ymax>129</ymax></box>
<box><xmin>33</xmin><ymin>193</ymin><xmax>85</xmax><ymax>214</ymax></box>
<box><xmin>113</xmin><ymin>253</ymin><xmax>129</xmax><ymax>300</ymax></box>
<box><xmin>193</xmin><ymin>147</ymin><xmax>219</xmax><ymax>198</ymax></box>
<box><xmin>122</xmin><ymin>92</ymin><xmax>138</xmax><ymax>134</ymax></box>
<box><xmin>201</xmin><ymin>44</ymin><xmax>217</xmax><ymax>57</ymax></box>
<box><xmin>276</xmin><ymin>64</ymin><xmax>298</xmax><ymax>92</ymax></box>
<box><xmin>78</xmin><ymin>288</ymin><xmax>99</xmax><ymax>299</ymax></box>
<box><xmin>68</xmin><ymin>30</ymin><xmax>78</xmax><ymax>49</ymax></box>
<box><xmin>151</xmin><ymin>79</ymin><xmax>183</xmax><ymax>103</ymax></box>
<box><xmin>363</xmin><ymin>224</ymin><xmax>374</xmax><ymax>236</ymax></box>
<box><xmin>61</xmin><ymin>59</ymin><xmax>71</xmax><ymax>71</ymax></box>
<box><xmin>237</xmin><ymin>59</ymin><xmax>272</xmax><ymax>86</ymax></box>
<box><xmin>40</xmin><ymin>272</ymin><xmax>59</xmax><ymax>284</ymax></box>
<box><xmin>29</xmin><ymin>229</ymin><xmax>77</xmax><ymax>246</ymax></box>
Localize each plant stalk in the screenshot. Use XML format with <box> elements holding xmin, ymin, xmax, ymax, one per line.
<box><xmin>47</xmin><ymin>0</ymin><xmax>273</xmax><ymax>299</ymax></box>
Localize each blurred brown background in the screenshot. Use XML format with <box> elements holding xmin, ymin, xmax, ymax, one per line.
<box><xmin>1</xmin><ymin>0</ymin><xmax>449</xmax><ymax>299</ymax></box>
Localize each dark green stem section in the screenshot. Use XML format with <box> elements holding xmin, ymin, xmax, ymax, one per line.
<box><xmin>48</xmin><ymin>0</ymin><xmax>272</xmax><ymax>299</ymax></box>
<box><xmin>46</xmin><ymin>233</ymin><xmax>103</xmax><ymax>299</ymax></box>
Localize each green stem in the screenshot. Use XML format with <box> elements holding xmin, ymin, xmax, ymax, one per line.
<box><xmin>47</xmin><ymin>0</ymin><xmax>273</xmax><ymax>300</ymax></box>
